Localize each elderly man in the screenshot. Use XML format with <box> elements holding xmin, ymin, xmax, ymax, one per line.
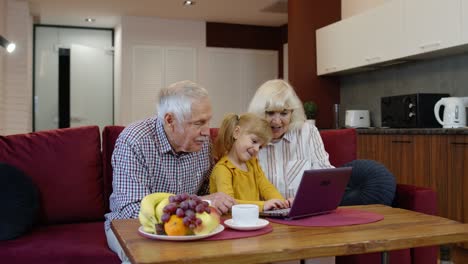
<box><xmin>105</xmin><ymin>80</ymin><xmax>236</xmax><ymax>261</ymax></box>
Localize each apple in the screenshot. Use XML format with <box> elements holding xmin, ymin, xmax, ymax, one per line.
<box><xmin>193</xmin><ymin>206</ymin><xmax>221</xmax><ymax>235</ymax></box>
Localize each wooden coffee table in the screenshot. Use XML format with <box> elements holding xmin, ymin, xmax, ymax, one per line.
<box><xmin>111</xmin><ymin>204</ymin><xmax>468</xmax><ymax>264</ymax></box>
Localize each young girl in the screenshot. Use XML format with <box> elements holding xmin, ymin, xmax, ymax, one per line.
<box><xmin>210</xmin><ymin>113</ymin><xmax>289</xmax><ymax>211</ymax></box>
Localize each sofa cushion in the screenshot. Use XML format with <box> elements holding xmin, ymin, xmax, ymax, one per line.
<box><xmin>0</xmin><ymin>163</ymin><xmax>40</xmax><ymax>240</ymax></box>
<box><xmin>102</xmin><ymin>126</ymin><xmax>125</xmax><ymax>212</ymax></box>
<box><xmin>0</xmin><ymin>126</ymin><xmax>104</xmax><ymax>224</ymax></box>
<box><xmin>0</xmin><ymin>222</ymin><xmax>120</xmax><ymax>264</ymax></box>
<box><xmin>320</xmin><ymin>128</ymin><xmax>357</xmax><ymax>167</ymax></box>
<box><xmin>340</xmin><ymin>159</ymin><xmax>396</xmax><ymax>206</ymax></box>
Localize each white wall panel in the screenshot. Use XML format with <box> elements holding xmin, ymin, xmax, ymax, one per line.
<box><xmin>131</xmin><ymin>46</ymin><xmax>163</xmax><ymax>122</ymax></box>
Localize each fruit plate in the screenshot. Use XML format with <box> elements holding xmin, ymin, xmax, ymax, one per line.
<box><xmin>224</xmin><ymin>219</ymin><xmax>270</xmax><ymax>231</ymax></box>
<box><xmin>138</xmin><ymin>225</ymin><xmax>224</xmax><ymax>241</ymax></box>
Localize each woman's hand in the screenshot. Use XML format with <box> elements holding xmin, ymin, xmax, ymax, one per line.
<box><xmin>201</xmin><ymin>192</ymin><xmax>236</xmax><ymax>214</ymax></box>
<box><xmin>263</xmin><ymin>199</ymin><xmax>289</xmax><ymax>211</ymax></box>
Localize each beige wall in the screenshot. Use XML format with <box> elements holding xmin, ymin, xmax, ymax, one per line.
<box><xmin>342</xmin><ymin>0</ymin><xmax>386</xmax><ymax>19</ymax></box>
<box><xmin>0</xmin><ymin>0</ymin><xmax>5</xmax><ymax>134</ymax></box>
<box><xmin>1</xmin><ymin>0</ymin><xmax>32</xmax><ymax>135</ymax></box>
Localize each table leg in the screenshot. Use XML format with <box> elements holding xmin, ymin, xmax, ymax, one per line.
<box><xmin>381</xmin><ymin>251</ymin><xmax>389</xmax><ymax>264</ymax></box>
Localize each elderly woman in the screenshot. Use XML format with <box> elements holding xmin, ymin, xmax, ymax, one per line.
<box><xmin>248</xmin><ymin>79</ymin><xmax>334</xmax><ymax>199</ymax></box>
<box><xmin>248</xmin><ymin>79</ymin><xmax>334</xmax><ymax>264</ymax></box>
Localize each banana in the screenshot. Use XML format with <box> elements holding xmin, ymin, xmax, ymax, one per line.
<box><xmin>139</xmin><ymin>192</ymin><xmax>173</xmax><ymax>228</ymax></box>
<box><xmin>139</xmin><ymin>211</ymin><xmax>155</xmax><ymax>233</ymax></box>
<box><xmin>154</xmin><ymin>197</ymin><xmax>170</xmax><ymax>223</ymax></box>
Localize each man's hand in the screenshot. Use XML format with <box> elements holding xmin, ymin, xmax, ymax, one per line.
<box><xmin>202</xmin><ymin>192</ymin><xmax>236</xmax><ymax>214</ymax></box>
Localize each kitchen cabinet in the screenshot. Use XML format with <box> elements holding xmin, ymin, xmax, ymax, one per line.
<box><xmin>462</xmin><ymin>1</ymin><xmax>468</xmax><ymax>43</ymax></box>
<box><xmin>402</xmin><ymin>0</ymin><xmax>461</xmax><ymax>56</ymax></box>
<box><xmin>357</xmin><ymin>134</ymin><xmax>432</xmax><ymax>188</ymax></box>
<box><xmin>316</xmin><ymin>21</ymin><xmax>351</xmax><ymax>75</ymax></box>
<box><xmin>316</xmin><ymin>0</ymin><xmax>465</xmax><ymax>76</ymax></box>
<box><xmin>316</xmin><ymin>0</ymin><xmax>402</xmax><ymax>75</ymax></box>
<box><xmin>358</xmin><ymin>132</ymin><xmax>468</xmax><ymax>249</ymax></box>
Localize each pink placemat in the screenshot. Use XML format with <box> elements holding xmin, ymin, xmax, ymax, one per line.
<box><xmin>203</xmin><ymin>219</ymin><xmax>273</xmax><ymax>241</ymax></box>
<box><xmin>267</xmin><ymin>208</ymin><xmax>384</xmax><ymax>227</ymax></box>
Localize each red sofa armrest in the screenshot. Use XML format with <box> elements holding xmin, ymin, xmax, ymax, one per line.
<box><xmin>394</xmin><ymin>184</ymin><xmax>438</xmax><ymax>264</ymax></box>
<box><xmin>394</xmin><ymin>184</ymin><xmax>437</xmax><ymax>215</ymax></box>
<box><xmin>102</xmin><ymin>125</ymin><xmax>125</xmax><ymax>212</ymax></box>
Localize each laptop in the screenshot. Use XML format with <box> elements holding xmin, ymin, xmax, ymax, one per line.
<box><xmin>260</xmin><ymin>167</ymin><xmax>352</xmax><ymax>220</ymax></box>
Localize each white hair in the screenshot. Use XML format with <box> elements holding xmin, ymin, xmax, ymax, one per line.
<box><xmin>248</xmin><ymin>79</ymin><xmax>306</xmax><ymax>131</ymax></box>
<box><xmin>157</xmin><ymin>80</ymin><xmax>210</xmax><ymax>124</ymax></box>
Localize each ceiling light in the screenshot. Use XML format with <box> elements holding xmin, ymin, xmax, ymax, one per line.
<box><xmin>0</xmin><ymin>35</ymin><xmax>16</xmax><ymax>53</ymax></box>
<box><xmin>85</xmin><ymin>18</ymin><xmax>96</xmax><ymax>23</ymax></box>
<box><xmin>183</xmin><ymin>1</ymin><xmax>195</xmax><ymax>6</ymax></box>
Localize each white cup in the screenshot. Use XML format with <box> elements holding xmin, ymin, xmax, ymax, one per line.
<box><xmin>232</xmin><ymin>204</ymin><xmax>259</xmax><ymax>226</ymax></box>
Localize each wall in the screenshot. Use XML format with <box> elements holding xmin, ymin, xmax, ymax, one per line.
<box><xmin>341</xmin><ymin>0</ymin><xmax>385</xmax><ymax>19</ymax></box>
<box><xmin>116</xmin><ymin>16</ymin><xmax>278</xmax><ymax>126</ymax></box>
<box><xmin>0</xmin><ymin>0</ymin><xmax>5</xmax><ymax>134</ymax></box>
<box><xmin>339</xmin><ymin>1</ymin><xmax>468</xmax><ymax>127</ymax></box>
<box><xmin>288</xmin><ymin>0</ymin><xmax>341</xmax><ymax>128</ymax></box>
<box><xmin>1</xmin><ymin>0</ymin><xmax>32</xmax><ymax>135</ymax></box>
<box><xmin>340</xmin><ymin>53</ymin><xmax>468</xmax><ymax>127</ymax></box>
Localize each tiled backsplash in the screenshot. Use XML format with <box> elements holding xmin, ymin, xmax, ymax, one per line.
<box><xmin>340</xmin><ymin>53</ymin><xmax>468</xmax><ymax>127</ymax></box>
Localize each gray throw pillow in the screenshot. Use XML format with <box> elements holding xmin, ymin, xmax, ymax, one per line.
<box><xmin>340</xmin><ymin>159</ymin><xmax>396</xmax><ymax>206</ymax></box>
<box><xmin>0</xmin><ymin>163</ymin><xmax>40</xmax><ymax>240</ymax></box>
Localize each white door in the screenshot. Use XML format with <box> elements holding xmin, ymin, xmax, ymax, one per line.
<box><xmin>70</xmin><ymin>44</ymin><xmax>113</xmax><ymax>130</ymax></box>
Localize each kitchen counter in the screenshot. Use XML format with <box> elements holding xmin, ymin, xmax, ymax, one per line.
<box><xmin>355</xmin><ymin>127</ymin><xmax>468</xmax><ymax>135</ymax></box>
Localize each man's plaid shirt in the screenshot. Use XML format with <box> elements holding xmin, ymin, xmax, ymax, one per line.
<box><xmin>104</xmin><ymin>117</ymin><xmax>213</xmax><ymax>231</ymax></box>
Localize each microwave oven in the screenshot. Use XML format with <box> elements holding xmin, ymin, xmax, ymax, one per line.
<box><xmin>381</xmin><ymin>93</ymin><xmax>450</xmax><ymax>128</ymax></box>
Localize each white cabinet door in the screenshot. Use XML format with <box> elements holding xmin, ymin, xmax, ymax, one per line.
<box><xmin>316</xmin><ymin>21</ymin><xmax>352</xmax><ymax>75</ymax></box>
<box><xmin>402</xmin><ymin>0</ymin><xmax>461</xmax><ymax>56</ymax></box>
<box><xmin>462</xmin><ymin>0</ymin><xmax>468</xmax><ymax>43</ymax></box>
<box><xmin>350</xmin><ymin>0</ymin><xmax>403</xmax><ymax>67</ymax></box>
<box><xmin>316</xmin><ymin>0</ymin><xmax>402</xmax><ymax>75</ymax></box>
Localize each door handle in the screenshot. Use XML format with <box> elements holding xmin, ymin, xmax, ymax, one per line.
<box><xmin>391</xmin><ymin>140</ymin><xmax>412</xmax><ymax>144</ymax></box>
<box><xmin>450</xmin><ymin>142</ymin><xmax>468</xmax><ymax>146</ymax></box>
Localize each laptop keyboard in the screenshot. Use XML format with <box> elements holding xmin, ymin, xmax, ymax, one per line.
<box><xmin>261</xmin><ymin>208</ymin><xmax>291</xmax><ymax>217</ymax></box>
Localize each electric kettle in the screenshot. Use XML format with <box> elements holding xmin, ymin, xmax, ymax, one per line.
<box><xmin>433</xmin><ymin>97</ymin><xmax>468</xmax><ymax>128</ymax></box>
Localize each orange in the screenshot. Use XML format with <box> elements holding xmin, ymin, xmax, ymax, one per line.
<box><xmin>164</xmin><ymin>215</ymin><xmax>188</xmax><ymax>236</ymax></box>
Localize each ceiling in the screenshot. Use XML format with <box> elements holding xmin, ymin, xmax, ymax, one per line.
<box><xmin>28</xmin><ymin>0</ymin><xmax>288</xmax><ymax>28</ymax></box>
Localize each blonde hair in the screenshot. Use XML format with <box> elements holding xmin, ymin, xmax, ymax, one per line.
<box><xmin>213</xmin><ymin>113</ymin><xmax>272</xmax><ymax>160</ymax></box>
<box><xmin>248</xmin><ymin>79</ymin><xmax>306</xmax><ymax>131</ymax></box>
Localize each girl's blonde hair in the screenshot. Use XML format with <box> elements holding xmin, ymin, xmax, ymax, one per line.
<box><xmin>248</xmin><ymin>79</ymin><xmax>306</xmax><ymax>131</ymax></box>
<box><xmin>213</xmin><ymin>113</ymin><xmax>272</xmax><ymax>160</ymax></box>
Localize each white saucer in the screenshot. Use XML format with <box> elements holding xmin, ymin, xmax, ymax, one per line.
<box><xmin>224</xmin><ymin>219</ymin><xmax>269</xmax><ymax>231</ymax></box>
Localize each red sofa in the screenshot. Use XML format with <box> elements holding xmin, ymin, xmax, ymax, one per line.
<box><xmin>0</xmin><ymin>125</ymin><xmax>437</xmax><ymax>264</ymax></box>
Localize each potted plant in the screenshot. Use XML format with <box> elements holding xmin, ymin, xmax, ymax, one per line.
<box><xmin>303</xmin><ymin>101</ymin><xmax>318</xmax><ymax>121</ymax></box>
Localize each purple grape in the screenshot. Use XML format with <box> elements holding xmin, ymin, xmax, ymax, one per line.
<box><xmin>168</xmin><ymin>196</ymin><xmax>176</xmax><ymax>203</ymax></box>
<box><xmin>202</xmin><ymin>201</ymin><xmax>209</xmax><ymax>207</ymax></box>
<box><xmin>181</xmin><ymin>193</ymin><xmax>189</xmax><ymax>200</ymax></box>
<box><xmin>161</xmin><ymin>213</ymin><xmax>170</xmax><ymax>223</ymax></box>
<box><xmin>195</xmin><ymin>204</ymin><xmax>205</xmax><ymax>213</ymax></box>
<box><xmin>176</xmin><ymin>208</ymin><xmax>185</xmax><ymax>217</ymax></box>
<box><xmin>188</xmin><ymin>200</ymin><xmax>197</xmax><ymax>209</ymax></box>
<box><xmin>183</xmin><ymin>217</ymin><xmax>191</xmax><ymax>226</ymax></box>
<box><xmin>179</xmin><ymin>201</ymin><xmax>189</xmax><ymax>210</ymax></box>
<box><xmin>185</xmin><ymin>209</ymin><xmax>195</xmax><ymax>218</ymax></box>
<box><xmin>204</xmin><ymin>207</ymin><xmax>211</xmax><ymax>213</ymax></box>
<box><xmin>188</xmin><ymin>223</ymin><xmax>195</xmax><ymax>230</ymax></box>
<box><xmin>195</xmin><ymin>218</ymin><xmax>202</xmax><ymax>225</ymax></box>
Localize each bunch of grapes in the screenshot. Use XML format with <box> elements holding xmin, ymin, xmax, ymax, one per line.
<box><xmin>161</xmin><ymin>193</ymin><xmax>211</xmax><ymax>230</ymax></box>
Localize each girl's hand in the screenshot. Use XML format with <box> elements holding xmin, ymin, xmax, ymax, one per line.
<box><xmin>287</xmin><ymin>197</ymin><xmax>294</xmax><ymax>207</ymax></box>
<box><xmin>263</xmin><ymin>199</ymin><xmax>289</xmax><ymax>211</ymax></box>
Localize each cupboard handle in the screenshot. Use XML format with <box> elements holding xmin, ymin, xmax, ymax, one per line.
<box><xmin>451</xmin><ymin>142</ymin><xmax>468</xmax><ymax>146</ymax></box>
<box><xmin>419</xmin><ymin>41</ymin><xmax>441</xmax><ymax>50</ymax></box>
<box><xmin>391</xmin><ymin>140</ymin><xmax>412</xmax><ymax>144</ymax></box>
<box><xmin>365</xmin><ymin>56</ymin><xmax>381</xmax><ymax>62</ymax></box>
